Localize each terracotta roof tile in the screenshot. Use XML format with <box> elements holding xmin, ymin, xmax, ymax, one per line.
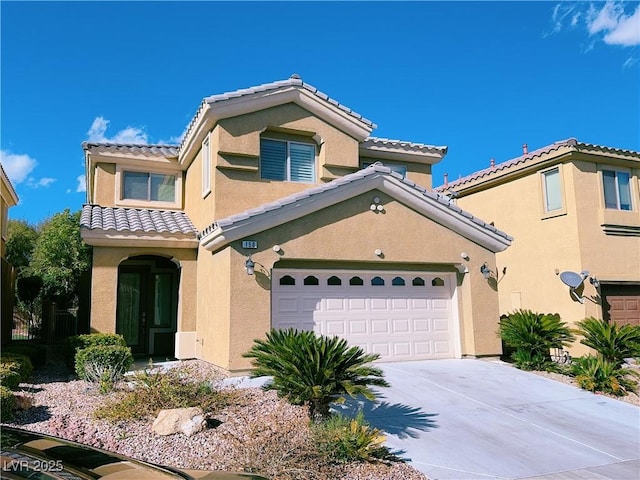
<box><xmin>436</xmin><ymin>138</ymin><xmax>640</xmax><ymax>191</ymax></box>
<box><xmin>82</xmin><ymin>143</ymin><xmax>178</xmax><ymax>157</ymax></box>
<box><xmin>180</xmin><ymin>76</ymin><xmax>376</xmax><ymax>153</ymax></box>
<box><xmin>80</xmin><ymin>205</ymin><xmax>198</xmax><ymax>236</ymax></box>
<box><xmin>363</xmin><ymin>137</ymin><xmax>448</xmax><ymax>155</ymax></box>
<box><xmin>199</xmin><ymin>164</ymin><xmax>512</xmax><ymax>243</ymax></box>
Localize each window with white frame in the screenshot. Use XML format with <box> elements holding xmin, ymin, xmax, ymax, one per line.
<box><xmin>260</xmin><ymin>138</ymin><xmax>315</xmax><ymax>182</ymax></box>
<box><xmin>362</xmin><ymin>162</ymin><xmax>407</xmax><ymax>178</ymax></box>
<box><xmin>202</xmin><ymin>135</ymin><xmax>211</xmax><ymax>196</ymax></box>
<box><xmin>542</xmin><ymin>167</ymin><xmax>562</xmax><ymax>212</ymax></box>
<box><xmin>123</xmin><ymin>172</ymin><xmax>176</xmax><ymax>202</ymax></box>
<box><xmin>602</xmin><ymin>169</ymin><xmax>632</xmax><ymax>211</ymax></box>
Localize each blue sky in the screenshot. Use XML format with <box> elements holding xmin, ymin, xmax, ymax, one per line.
<box><xmin>2</xmin><ymin>1</ymin><xmax>639</xmax><ymax>225</ymax></box>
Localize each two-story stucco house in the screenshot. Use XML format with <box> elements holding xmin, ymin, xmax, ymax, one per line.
<box><xmin>80</xmin><ymin>76</ymin><xmax>512</xmax><ymax>373</ymax></box>
<box><xmin>437</xmin><ymin>139</ymin><xmax>640</xmax><ymax>352</ymax></box>
<box><xmin>1</xmin><ymin>162</ymin><xmax>20</xmax><ymax>345</ymax></box>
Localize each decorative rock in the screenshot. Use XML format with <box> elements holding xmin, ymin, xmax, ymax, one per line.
<box><xmin>152</xmin><ymin>407</ymin><xmax>205</xmax><ymax>437</ymax></box>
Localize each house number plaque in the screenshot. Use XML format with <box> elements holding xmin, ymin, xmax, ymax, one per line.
<box><xmin>242</xmin><ymin>240</ymin><xmax>258</xmax><ymax>249</ymax></box>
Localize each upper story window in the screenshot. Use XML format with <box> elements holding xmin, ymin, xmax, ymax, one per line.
<box><xmin>123</xmin><ymin>172</ymin><xmax>176</xmax><ymax>202</ymax></box>
<box><xmin>260</xmin><ymin>138</ymin><xmax>315</xmax><ymax>183</ymax></box>
<box><xmin>542</xmin><ymin>168</ymin><xmax>562</xmax><ymax>212</ymax></box>
<box><xmin>202</xmin><ymin>134</ymin><xmax>211</xmax><ymax>197</ymax></box>
<box><xmin>603</xmin><ymin>169</ymin><xmax>631</xmax><ymax>211</ymax></box>
<box><xmin>363</xmin><ymin>162</ymin><xmax>407</xmax><ymax>178</ymax></box>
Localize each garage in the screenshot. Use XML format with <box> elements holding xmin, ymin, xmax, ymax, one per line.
<box><xmin>602</xmin><ymin>284</ymin><xmax>640</xmax><ymax>327</ymax></box>
<box><xmin>271</xmin><ymin>269</ymin><xmax>459</xmax><ymax>362</ymax></box>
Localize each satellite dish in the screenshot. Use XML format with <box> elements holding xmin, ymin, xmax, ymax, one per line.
<box><xmin>559</xmin><ymin>271</ymin><xmax>585</xmax><ymax>289</ymax></box>
<box><xmin>559</xmin><ymin>270</ymin><xmax>589</xmax><ymax>304</ymax></box>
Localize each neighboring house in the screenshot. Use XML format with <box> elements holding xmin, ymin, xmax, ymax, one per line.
<box><xmin>80</xmin><ymin>76</ymin><xmax>512</xmax><ymax>373</ymax></box>
<box><xmin>436</xmin><ymin>139</ymin><xmax>640</xmax><ymax>353</ymax></box>
<box><xmin>1</xmin><ymin>161</ymin><xmax>19</xmax><ymax>345</ymax></box>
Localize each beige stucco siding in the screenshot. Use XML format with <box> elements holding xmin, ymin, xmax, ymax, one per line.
<box><xmin>195</xmin><ymin>246</ymin><xmax>232</xmax><ymax>367</ymax></box>
<box><xmin>89</xmin><ymin>246</ymin><xmax>197</xmax><ymax>334</ymax></box>
<box><xmin>201</xmin><ymin>191</ymin><xmax>503</xmax><ymax>372</ymax></box>
<box><xmin>94</xmin><ymin>163</ymin><xmax>116</xmax><ymax>206</ymax></box>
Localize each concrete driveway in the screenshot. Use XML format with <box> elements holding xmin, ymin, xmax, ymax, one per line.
<box><xmin>335</xmin><ymin>359</ymin><xmax>640</xmax><ymax>480</ymax></box>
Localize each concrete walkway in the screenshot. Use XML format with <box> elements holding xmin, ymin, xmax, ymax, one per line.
<box><xmin>335</xmin><ymin>359</ymin><xmax>640</xmax><ymax>480</ymax></box>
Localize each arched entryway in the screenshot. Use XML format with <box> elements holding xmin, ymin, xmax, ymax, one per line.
<box><xmin>117</xmin><ymin>255</ymin><xmax>179</xmax><ymax>357</ymax></box>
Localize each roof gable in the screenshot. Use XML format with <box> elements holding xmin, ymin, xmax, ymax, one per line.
<box><xmin>200</xmin><ymin>164</ymin><xmax>512</xmax><ymax>253</ymax></box>
<box><xmin>179</xmin><ymin>75</ymin><xmax>377</xmax><ymax>165</ymax></box>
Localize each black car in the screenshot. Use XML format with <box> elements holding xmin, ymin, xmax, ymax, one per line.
<box><xmin>1</xmin><ymin>427</ymin><xmax>266</xmax><ymax>480</ymax></box>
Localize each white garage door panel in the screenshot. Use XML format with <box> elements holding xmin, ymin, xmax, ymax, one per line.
<box><xmin>272</xmin><ymin>270</ymin><xmax>456</xmax><ymax>362</ymax></box>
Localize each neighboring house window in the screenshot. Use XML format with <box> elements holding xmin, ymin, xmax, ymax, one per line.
<box><xmin>202</xmin><ymin>135</ymin><xmax>211</xmax><ymax>196</ymax></box>
<box><xmin>542</xmin><ymin>168</ymin><xmax>562</xmax><ymax>212</ymax></box>
<box><xmin>123</xmin><ymin>172</ymin><xmax>176</xmax><ymax>202</ymax></box>
<box><xmin>260</xmin><ymin>138</ymin><xmax>316</xmax><ymax>182</ymax></box>
<box><xmin>602</xmin><ymin>169</ymin><xmax>632</xmax><ymax>211</ymax></box>
<box><xmin>362</xmin><ymin>162</ymin><xmax>407</xmax><ymax>178</ymax></box>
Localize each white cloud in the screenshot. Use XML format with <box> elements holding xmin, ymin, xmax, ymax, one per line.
<box><xmin>0</xmin><ymin>150</ymin><xmax>37</xmax><ymax>184</ymax></box>
<box><xmin>551</xmin><ymin>1</ymin><xmax>640</xmax><ymax>47</ymax></box>
<box><xmin>30</xmin><ymin>177</ymin><xmax>56</xmax><ymax>188</ymax></box>
<box><xmin>87</xmin><ymin>116</ymin><xmax>149</xmax><ymax>144</ymax></box>
<box><xmin>76</xmin><ymin>175</ymin><xmax>86</xmax><ymax>193</ymax></box>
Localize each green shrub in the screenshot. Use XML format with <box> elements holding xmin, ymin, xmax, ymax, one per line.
<box><xmin>499</xmin><ymin>310</ymin><xmax>575</xmax><ymax>371</ymax></box>
<box><xmin>2</xmin><ymin>344</ymin><xmax>47</xmax><ymax>367</ymax></box>
<box><xmin>576</xmin><ymin>317</ymin><xmax>640</xmax><ymax>367</ymax></box>
<box><xmin>74</xmin><ymin>345</ymin><xmax>133</xmax><ymax>392</ymax></box>
<box><xmin>243</xmin><ymin>329</ymin><xmax>389</xmax><ymax>421</ymax></box>
<box><xmin>0</xmin><ymin>353</ymin><xmax>33</xmax><ymax>383</ymax></box>
<box><xmin>94</xmin><ymin>367</ymin><xmax>234</xmax><ymax>422</ymax></box>
<box><xmin>0</xmin><ymin>386</ymin><xmax>15</xmax><ymax>422</ymax></box>
<box><xmin>313</xmin><ymin>411</ymin><xmax>396</xmax><ymax>463</ymax></box>
<box><xmin>64</xmin><ymin>333</ymin><xmax>127</xmax><ymax>369</ymax></box>
<box><xmin>571</xmin><ymin>355</ymin><xmax>638</xmax><ymax>396</ymax></box>
<box><xmin>0</xmin><ymin>363</ymin><xmax>21</xmax><ymax>390</ymax></box>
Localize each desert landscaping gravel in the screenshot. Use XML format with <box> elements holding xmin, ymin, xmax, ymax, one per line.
<box><xmin>2</xmin><ymin>360</ymin><xmax>426</xmax><ymax>480</ymax></box>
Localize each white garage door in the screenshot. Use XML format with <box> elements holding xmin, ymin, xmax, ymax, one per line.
<box><xmin>271</xmin><ymin>269</ymin><xmax>457</xmax><ymax>362</ymax></box>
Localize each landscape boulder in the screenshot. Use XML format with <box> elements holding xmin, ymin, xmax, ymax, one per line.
<box><xmin>152</xmin><ymin>407</ymin><xmax>205</xmax><ymax>437</ymax></box>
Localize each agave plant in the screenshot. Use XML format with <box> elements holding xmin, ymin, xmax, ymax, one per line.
<box><xmin>499</xmin><ymin>310</ymin><xmax>575</xmax><ymax>371</ymax></box>
<box><xmin>576</xmin><ymin>317</ymin><xmax>640</xmax><ymax>367</ymax></box>
<box><xmin>571</xmin><ymin>355</ymin><xmax>638</xmax><ymax>396</ymax></box>
<box><xmin>243</xmin><ymin>329</ymin><xmax>389</xmax><ymax>421</ymax></box>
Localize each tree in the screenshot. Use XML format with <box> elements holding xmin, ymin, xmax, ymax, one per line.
<box><xmin>30</xmin><ymin>209</ymin><xmax>91</xmax><ymax>306</ymax></box>
<box><xmin>5</xmin><ymin>220</ymin><xmax>38</xmax><ymax>274</ymax></box>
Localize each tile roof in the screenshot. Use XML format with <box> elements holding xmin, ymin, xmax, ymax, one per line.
<box><xmin>179</xmin><ymin>75</ymin><xmax>376</xmax><ymax>153</ymax></box>
<box><xmin>80</xmin><ymin>204</ymin><xmax>198</xmax><ymax>236</ymax></box>
<box><xmin>436</xmin><ymin>138</ymin><xmax>640</xmax><ymax>191</ymax></box>
<box><xmin>199</xmin><ymin>163</ymin><xmax>512</xmax><ymax>245</ymax></box>
<box><xmin>82</xmin><ymin>143</ymin><xmax>179</xmax><ymax>157</ymax></box>
<box><xmin>363</xmin><ymin>136</ymin><xmax>448</xmax><ymax>155</ymax></box>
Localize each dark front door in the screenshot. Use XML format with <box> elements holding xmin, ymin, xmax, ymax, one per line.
<box><xmin>117</xmin><ymin>267</ymin><xmax>149</xmax><ymax>355</ymax></box>
<box><xmin>116</xmin><ymin>257</ymin><xmax>178</xmax><ymax>357</ymax></box>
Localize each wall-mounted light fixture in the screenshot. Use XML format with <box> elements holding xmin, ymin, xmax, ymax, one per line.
<box><xmin>480</xmin><ymin>263</ymin><xmax>492</xmax><ymax>279</ymax></box>
<box><xmin>370</xmin><ymin>196</ymin><xmax>384</xmax><ymax>213</ymax></box>
<box><xmin>245</xmin><ymin>256</ymin><xmax>255</xmax><ymax>276</ymax></box>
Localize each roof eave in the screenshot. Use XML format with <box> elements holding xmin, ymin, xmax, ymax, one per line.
<box><xmin>81</xmin><ymin>229</ymin><xmax>199</xmax><ymax>249</ymax></box>
<box><xmin>200</xmin><ymin>172</ymin><xmax>512</xmax><ymax>254</ymax></box>
<box><xmin>178</xmin><ymin>86</ymin><xmax>375</xmax><ymax>167</ymax></box>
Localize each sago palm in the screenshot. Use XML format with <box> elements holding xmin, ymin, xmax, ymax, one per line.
<box><xmin>576</xmin><ymin>317</ymin><xmax>640</xmax><ymax>367</ymax></box>
<box><xmin>499</xmin><ymin>310</ymin><xmax>575</xmax><ymax>370</ymax></box>
<box><xmin>243</xmin><ymin>329</ymin><xmax>389</xmax><ymax>421</ymax></box>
